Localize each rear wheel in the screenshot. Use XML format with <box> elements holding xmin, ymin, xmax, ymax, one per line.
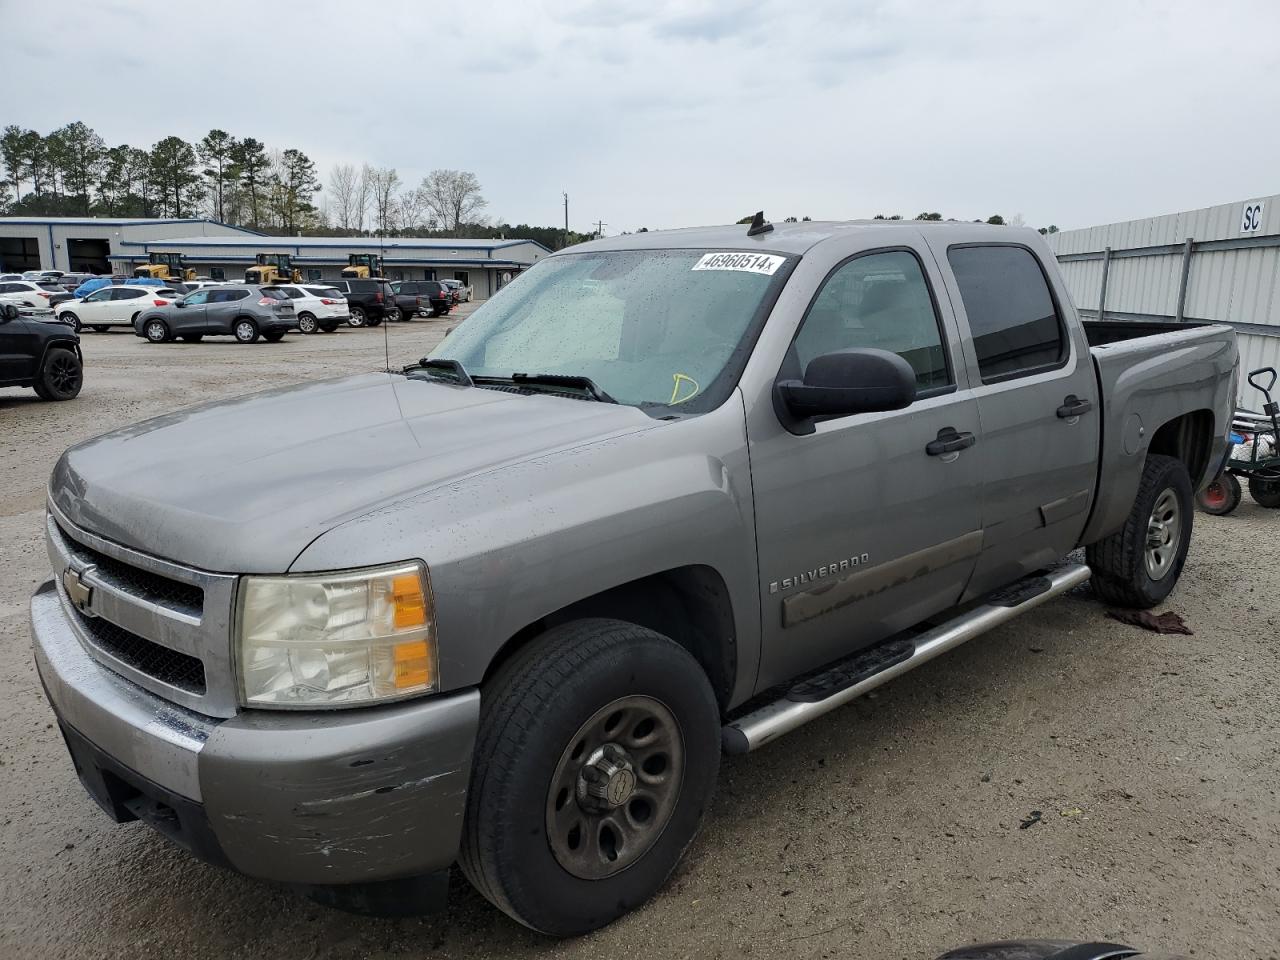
<box><xmin>1087</xmin><ymin>454</ymin><xmax>1193</xmax><ymax>609</ymax></box>
<box><xmin>320</xmin><ymin>322</ymin><xmax>339</xmax><ymax>333</ymax></box>
<box><xmin>32</xmin><ymin>347</ymin><xmax>83</xmax><ymax>401</ymax></box>
<box><xmin>179</xmin><ymin>334</ymin><xmax>203</xmax><ymax>343</ymax></box>
<box><xmin>348</xmin><ymin>306</ymin><xmax>367</xmax><ymax>327</ymax></box>
<box><xmin>144</xmin><ymin>319</ymin><xmax>169</xmax><ymax>343</ymax></box>
<box><xmin>263</xmin><ymin>330</ymin><xmax>285</xmax><ymax>343</ymax></box>
<box><xmin>1197</xmin><ymin>474</ymin><xmax>1242</xmax><ymax>515</ymax></box>
<box><xmin>1248</xmin><ymin>475</ymin><xmax>1280</xmax><ymax>508</ymax></box>
<box><xmin>459</xmin><ymin>619</ymin><xmax>720</xmax><ymax>936</ymax></box>
<box><xmin>91</xmin><ymin>325</ymin><xmax>108</xmax><ymax>333</ymax></box>
<box><xmin>234</xmin><ymin>319</ymin><xmax>259</xmax><ymax>343</ymax></box>
<box><xmin>62</xmin><ymin>311</ymin><xmax>81</xmax><ymax>332</ymax></box>
<box><xmin>297</xmin><ymin>312</ymin><xmax>319</xmax><ymax>334</ymax></box>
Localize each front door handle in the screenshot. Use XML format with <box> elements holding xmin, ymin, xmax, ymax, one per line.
<box><xmin>1057</xmin><ymin>395</ymin><xmax>1093</xmax><ymax>419</ymax></box>
<box><xmin>926</xmin><ymin>428</ymin><xmax>977</xmax><ymax>456</ymax></box>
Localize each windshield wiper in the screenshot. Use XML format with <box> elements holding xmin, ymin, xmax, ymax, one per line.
<box><xmin>502</xmin><ymin>372</ymin><xmax>618</xmax><ymax>404</ymax></box>
<box><xmin>406</xmin><ymin>357</ymin><xmax>473</xmax><ymax>386</ymax></box>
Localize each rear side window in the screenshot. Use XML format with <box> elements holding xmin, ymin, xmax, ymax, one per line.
<box><xmin>350</xmin><ymin>280</ymin><xmax>375</xmax><ymax>292</ymax></box>
<box><xmin>947</xmin><ymin>245</ymin><xmax>1065</xmax><ymax>382</ymax></box>
<box><xmin>38</xmin><ymin>282</ymin><xmax>64</xmax><ymax>291</ymax></box>
<box><xmin>305</xmin><ymin>286</ymin><xmax>340</xmax><ymax>297</ymax></box>
<box><xmin>114</xmin><ymin>288</ymin><xmax>145</xmax><ymax>300</ymax></box>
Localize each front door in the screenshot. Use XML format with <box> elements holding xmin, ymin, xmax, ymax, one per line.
<box><xmin>749</xmin><ymin>246</ymin><xmax>985</xmax><ymax>690</ymax></box>
<box><xmin>0</xmin><ymin>315</ymin><xmax>35</xmax><ymax>382</ymax></box>
<box><xmin>930</xmin><ymin>242</ymin><xmax>1100</xmax><ymax>599</ymax></box>
<box><xmin>173</xmin><ymin>289</ymin><xmax>210</xmax><ymax>333</ymax></box>
<box><xmin>74</xmin><ymin>288</ymin><xmax>113</xmax><ymax>324</ymax></box>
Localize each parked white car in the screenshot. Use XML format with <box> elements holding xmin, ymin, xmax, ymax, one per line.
<box><xmin>0</xmin><ymin>280</ymin><xmax>72</xmax><ymax>309</ymax></box>
<box><xmin>56</xmin><ymin>284</ymin><xmax>181</xmax><ymax>332</ymax></box>
<box><xmin>269</xmin><ymin>284</ymin><xmax>350</xmax><ymax>333</ymax></box>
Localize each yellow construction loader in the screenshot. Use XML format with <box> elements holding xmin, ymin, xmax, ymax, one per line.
<box><xmin>133</xmin><ymin>252</ymin><xmax>195</xmax><ymax>282</ymax></box>
<box><xmin>244</xmin><ymin>253</ymin><xmax>302</xmax><ymax>284</ymax></box>
<box><xmin>340</xmin><ymin>254</ymin><xmax>382</xmax><ymax>279</ymax></box>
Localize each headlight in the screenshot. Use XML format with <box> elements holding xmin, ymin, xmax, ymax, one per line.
<box><xmin>237</xmin><ymin>562</ymin><xmax>438</xmax><ymax>708</ymax></box>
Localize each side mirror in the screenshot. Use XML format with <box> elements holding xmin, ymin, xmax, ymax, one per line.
<box><xmin>0</xmin><ymin>302</ymin><xmax>18</xmax><ymax>321</ymax></box>
<box><xmin>175</xmin><ymin>299</ymin><xmax>186</xmax><ymax>308</ymax></box>
<box><xmin>776</xmin><ymin>348</ymin><xmax>916</xmax><ymax>433</ymax></box>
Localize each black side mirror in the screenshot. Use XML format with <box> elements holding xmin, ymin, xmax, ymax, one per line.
<box><xmin>777</xmin><ymin>348</ymin><xmax>916</xmax><ymax>433</ymax></box>
<box><xmin>175</xmin><ymin>299</ymin><xmax>186</xmax><ymax>308</ymax></box>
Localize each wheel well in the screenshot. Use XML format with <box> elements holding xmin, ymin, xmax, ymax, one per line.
<box><xmin>1148</xmin><ymin>409</ymin><xmax>1215</xmax><ymax>484</ymax></box>
<box><xmin>483</xmin><ymin>566</ymin><xmax>737</xmax><ymax>712</ymax></box>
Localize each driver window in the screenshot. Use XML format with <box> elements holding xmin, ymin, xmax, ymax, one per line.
<box><xmin>793</xmin><ymin>250</ymin><xmax>951</xmax><ymax>391</ymax></box>
<box><xmin>183</xmin><ymin>290</ymin><xmax>211</xmax><ymax>305</ymax></box>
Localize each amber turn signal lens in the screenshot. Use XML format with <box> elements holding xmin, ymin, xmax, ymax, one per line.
<box><xmin>394</xmin><ymin>640</ymin><xmax>434</xmax><ymax>689</ymax></box>
<box><xmin>391</xmin><ymin>573</ymin><xmax>427</xmax><ymax>629</ymax></box>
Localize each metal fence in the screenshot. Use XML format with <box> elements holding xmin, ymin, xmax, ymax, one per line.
<box><xmin>1048</xmin><ymin>194</ymin><xmax>1280</xmax><ymax>401</ymax></box>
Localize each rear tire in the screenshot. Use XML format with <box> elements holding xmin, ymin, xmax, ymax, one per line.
<box><xmin>1247</xmin><ymin>475</ymin><xmax>1280</xmax><ymax>508</ymax></box>
<box><xmin>91</xmin><ymin>325</ymin><xmax>108</xmax><ymax>333</ymax></box>
<box><xmin>320</xmin><ymin>322</ymin><xmax>339</xmax><ymax>333</ymax></box>
<box><xmin>1087</xmin><ymin>454</ymin><xmax>1193</xmax><ymax>609</ymax></box>
<box><xmin>348</xmin><ymin>306</ymin><xmax>367</xmax><ymax>327</ymax></box>
<box><xmin>1197</xmin><ymin>473</ymin><xmax>1242</xmax><ymax>515</ymax></box>
<box><xmin>459</xmin><ymin>618</ymin><xmax>720</xmax><ymax>936</ymax></box>
<box><xmin>234</xmin><ymin>319</ymin><xmax>259</xmax><ymax>343</ymax></box>
<box><xmin>263</xmin><ymin>330</ymin><xmax>285</xmax><ymax>343</ymax></box>
<box><xmin>32</xmin><ymin>347</ymin><xmax>83</xmax><ymax>401</ymax></box>
<box><xmin>179</xmin><ymin>334</ymin><xmax>203</xmax><ymax>343</ymax></box>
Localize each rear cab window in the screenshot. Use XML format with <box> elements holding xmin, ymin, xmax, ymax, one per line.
<box><xmin>946</xmin><ymin>245</ymin><xmax>1067</xmax><ymax>382</ymax></box>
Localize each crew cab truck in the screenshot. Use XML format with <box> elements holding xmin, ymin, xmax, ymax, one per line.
<box><xmin>31</xmin><ymin>220</ymin><xmax>1236</xmax><ymax>935</ymax></box>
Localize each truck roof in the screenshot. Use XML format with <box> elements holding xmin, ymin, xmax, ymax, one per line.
<box><xmin>565</xmin><ymin>219</ymin><xmax>1044</xmax><ymax>256</ymax></box>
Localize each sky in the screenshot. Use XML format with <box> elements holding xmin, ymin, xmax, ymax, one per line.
<box><xmin>4</xmin><ymin>0</ymin><xmax>1279</xmax><ymax>234</ymax></box>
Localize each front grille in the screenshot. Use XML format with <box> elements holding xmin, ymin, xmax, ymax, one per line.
<box><xmin>58</xmin><ymin>524</ymin><xmax>204</xmax><ymax>613</ymax></box>
<box><xmin>77</xmin><ymin>614</ymin><xmax>207</xmax><ymax>694</ymax></box>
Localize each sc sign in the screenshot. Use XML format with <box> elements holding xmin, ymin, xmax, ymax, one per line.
<box><xmin>1241</xmin><ymin>202</ymin><xmax>1265</xmax><ymax>233</ymax></box>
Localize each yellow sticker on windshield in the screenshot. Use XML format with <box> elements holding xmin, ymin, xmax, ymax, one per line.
<box><xmin>670</xmin><ymin>373</ymin><xmax>700</xmax><ymax>405</ymax></box>
<box><xmin>692</xmin><ymin>252</ymin><xmax>785</xmax><ymax>275</ymax></box>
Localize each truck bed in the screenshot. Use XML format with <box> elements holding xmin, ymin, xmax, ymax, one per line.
<box><xmin>1083</xmin><ymin>318</ymin><xmax>1214</xmax><ymax>347</ymax></box>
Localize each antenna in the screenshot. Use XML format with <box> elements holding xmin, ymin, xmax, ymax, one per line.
<box><xmin>381</xmin><ymin>234</ymin><xmax>390</xmax><ymax>374</ymax></box>
<box><xmin>747</xmin><ymin>211</ymin><xmax>774</xmax><ymax>237</ymax></box>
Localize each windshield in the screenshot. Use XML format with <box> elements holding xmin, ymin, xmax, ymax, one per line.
<box><xmin>429</xmin><ymin>248</ymin><xmax>791</xmax><ymax>412</ymax></box>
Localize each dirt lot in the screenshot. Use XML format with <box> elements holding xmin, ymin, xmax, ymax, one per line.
<box><xmin>1</xmin><ymin>317</ymin><xmax>1278</xmax><ymax>960</ymax></box>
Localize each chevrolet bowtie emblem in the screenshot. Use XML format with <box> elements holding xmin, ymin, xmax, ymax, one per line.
<box><xmin>62</xmin><ymin>565</ymin><xmax>94</xmax><ymax>615</ymax></box>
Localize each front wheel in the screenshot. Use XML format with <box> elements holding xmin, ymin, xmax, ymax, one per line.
<box><xmin>32</xmin><ymin>347</ymin><xmax>83</xmax><ymax>401</ymax></box>
<box><xmin>144</xmin><ymin>319</ymin><xmax>169</xmax><ymax>343</ymax></box>
<box><xmin>61</xmin><ymin>311</ymin><xmax>81</xmax><ymax>333</ymax></box>
<box><xmin>388</xmin><ymin>306</ymin><xmax>403</xmax><ymax>323</ymax></box>
<box><xmin>179</xmin><ymin>334</ymin><xmax>203</xmax><ymax>343</ymax></box>
<box><xmin>234</xmin><ymin>319</ymin><xmax>259</xmax><ymax>343</ymax></box>
<box><xmin>460</xmin><ymin>619</ymin><xmax>720</xmax><ymax>936</ymax></box>
<box><xmin>263</xmin><ymin>330</ymin><xmax>285</xmax><ymax>343</ymax></box>
<box><xmin>1248</xmin><ymin>475</ymin><xmax>1280</xmax><ymax>508</ymax></box>
<box><xmin>297</xmin><ymin>312</ymin><xmax>319</xmax><ymax>334</ymax></box>
<box><xmin>1197</xmin><ymin>473</ymin><xmax>1242</xmax><ymax>515</ymax></box>
<box><xmin>1087</xmin><ymin>454</ymin><xmax>1193</xmax><ymax>609</ymax></box>
<box><xmin>91</xmin><ymin>325</ymin><xmax>108</xmax><ymax>333</ymax></box>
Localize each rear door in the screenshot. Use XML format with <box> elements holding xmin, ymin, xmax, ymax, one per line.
<box><xmin>110</xmin><ymin>287</ymin><xmax>149</xmax><ymax>323</ymax></box>
<box><xmin>930</xmin><ymin>241</ymin><xmax>1100</xmax><ymax>599</ymax></box>
<box><xmin>207</xmin><ymin>289</ymin><xmax>247</xmax><ymax>333</ymax></box>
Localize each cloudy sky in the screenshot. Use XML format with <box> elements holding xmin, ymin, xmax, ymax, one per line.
<box><xmin>7</xmin><ymin>0</ymin><xmax>1279</xmax><ymax>233</ymax></box>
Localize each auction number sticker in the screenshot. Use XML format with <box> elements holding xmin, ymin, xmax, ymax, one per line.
<box><xmin>692</xmin><ymin>252</ymin><xmax>786</xmax><ymax>275</ymax></box>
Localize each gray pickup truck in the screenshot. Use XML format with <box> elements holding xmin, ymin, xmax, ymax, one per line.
<box><xmin>31</xmin><ymin>219</ymin><xmax>1237</xmax><ymax>935</ymax></box>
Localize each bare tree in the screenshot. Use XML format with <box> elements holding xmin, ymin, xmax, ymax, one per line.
<box><xmin>364</xmin><ymin>167</ymin><xmax>400</xmax><ymax>236</ymax></box>
<box><xmin>419</xmin><ymin>169</ymin><xmax>487</xmax><ymax>236</ymax></box>
<box><xmin>394</xmin><ymin>185</ymin><xmax>433</xmax><ymax>234</ymax></box>
<box><xmin>328</xmin><ymin>162</ymin><xmax>368</xmax><ymax>233</ymax></box>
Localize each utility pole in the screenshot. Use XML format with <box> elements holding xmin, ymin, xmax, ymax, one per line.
<box><xmin>593</xmin><ymin>220</ymin><xmax>607</xmax><ymax>239</ymax></box>
<box><xmin>562</xmin><ymin>192</ymin><xmax>569</xmax><ymax>249</ymax></box>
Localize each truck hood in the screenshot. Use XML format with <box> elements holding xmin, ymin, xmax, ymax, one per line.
<box><xmin>49</xmin><ymin>372</ymin><xmax>659</xmax><ymax>573</ymax></box>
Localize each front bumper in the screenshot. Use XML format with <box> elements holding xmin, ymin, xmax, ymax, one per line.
<box><xmin>32</xmin><ymin>579</ymin><xmax>479</xmax><ymax>888</ymax></box>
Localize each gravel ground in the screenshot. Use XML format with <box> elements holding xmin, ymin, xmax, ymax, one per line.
<box><xmin>1</xmin><ymin>316</ymin><xmax>1278</xmax><ymax>959</ymax></box>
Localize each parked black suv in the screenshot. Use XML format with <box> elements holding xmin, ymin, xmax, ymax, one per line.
<box><xmin>0</xmin><ymin>302</ymin><xmax>83</xmax><ymax>400</ymax></box>
<box><xmin>391</xmin><ymin>280</ymin><xmax>452</xmax><ymax>318</ymax></box>
<box><xmin>326</xmin><ymin>278</ymin><xmax>396</xmax><ymax>327</ymax></box>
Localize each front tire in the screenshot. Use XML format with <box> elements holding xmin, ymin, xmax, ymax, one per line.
<box><xmin>32</xmin><ymin>347</ymin><xmax>83</xmax><ymax>401</ymax></box>
<box><xmin>1087</xmin><ymin>454</ymin><xmax>1193</xmax><ymax>609</ymax></box>
<box><xmin>62</xmin><ymin>311</ymin><xmax>81</xmax><ymax>332</ymax></box>
<box><xmin>263</xmin><ymin>330</ymin><xmax>285</xmax><ymax>343</ymax></box>
<box><xmin>179</xmin><ymin>334</ymin><xmax>203</xmax><ymax>343</ymax></box>
<box><xmin>460</xmin><ymin>619</ymin><xmax>720</xmax><ymax>936</ymax></box>
<box><xmin>144</xmin><ymin>319</ymin><xmax>169</xmax><ymax>343</ymax></box>
<box><xmin>234</xmin><ymin>319</ymin><xmax>259</xmax><ymax>343</ymax></box>
<box><xmin>1197</xmin><ymin>473</ymin><xmax>1242</xmax><ymax>515</ymax></box>
<box><xmin>91</xmin><ymin>325</ymin><xmax>108</xmax><ymax>333</ymax></box>
<box><xmin>297</xmin><ymin>312</ymin><xmax>319</xmax><ymax>334</ymax></box>
<box><xmin>348</xmin><ymin>306</ymin><xmax>367</xmax><ymax>327</ymax></box>
<box><xmin>388</xmin><ymin>306</ymin><xmax>403</xmax><ymax>322</ymax></box>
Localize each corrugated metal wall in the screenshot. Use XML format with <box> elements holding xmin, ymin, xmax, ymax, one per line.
<box><xmin>1048</xmin><ymin>194</ymin><xmax>1280</xmax><ymax>403</ymax></box>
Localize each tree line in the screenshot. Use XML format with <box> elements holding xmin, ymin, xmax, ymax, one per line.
<box><xmin>873</xmin><ymin>211</ymin><xmax>1059</xmax><ymax>234</ymax></box>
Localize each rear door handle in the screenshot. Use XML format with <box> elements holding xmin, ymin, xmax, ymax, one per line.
<box><xmin>926</xmin><ymin>428</ymin><xmax>977</xmax><ymax>456</ymax></box>
<box><xmin>1057</xmin><ymin>395</ymin><xmax>1093</xmax><ymax>419</ymax></box>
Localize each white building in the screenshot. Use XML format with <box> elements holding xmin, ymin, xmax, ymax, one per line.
<box><xmin>1048</xmin><ymin>194</ymin><xmax>1279</xmax><ymax>400</ymax></box>
<box><xmin>0</xmin><ymin>217</ymin><xmax>257</xmax><ymax>274</ymax></box>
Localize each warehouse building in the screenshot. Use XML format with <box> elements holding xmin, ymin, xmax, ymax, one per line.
<box><xmin>106</xmin><ymin>235</ymin><xmax>549</xmax><ymax>299</ymax></box>
<box><xmin>1048</xmin><ymin>193</ymin><xmax>1279</xmax><ymax>401</ymax></box>
<box><xmin>0</xmin><ymin>217</ymin><xmax>259</xmax><ymax>274</ymax></box>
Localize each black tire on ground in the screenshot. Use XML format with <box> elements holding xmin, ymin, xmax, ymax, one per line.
<box><xmin>349</xmin><ymin>306</ymin><xmax>367</xmax><ymax>327</ymax></box>
<box><xmin>263</xmin><ymin>330</ymin><xmax>285</xmax><ymax>343</ymax></box>
<box><xmin>1087</xmin><ymin>454</ymin><xmax>1193</xmax><ymax>609</ymax></box>
<box><xmin>32</xmin><ymin>347</ymin><xmax>83</xmax><ymax>401</ymax></box>
<box><xmin>459</xmin><ymin>618</ymin><xmax>720</xmax><ymax>936</ymax></box>
<box><xmin>431</xmin><ymin>308</ymin><xmax>445</xmax><ymax>317</ymax></box>
<box><xmin>320</xmin><ymin>322</ymin><xmax>339</xmax><ymax>333</ymax></box>
<box><xmin>92</xmin><ymin>325</ymin><xmax>108</xmax><ymax>333</ymax></box>
<box><xmin>388</xmin><ymin>306</ymin><xmax>403</xmax><ymax>322</ymax></box>
<box><xmin>62</xmin><ymin>312</ymin><xmax>81</xmax><ymax>333</ymax></box>
<box><xmin>144</xmin><ymin>319</ymin><xmax>169</xmax><ymax>343</ymax></box>
<box><xmin>233</xmin><ymin>319</ymin><xmax>259</xmax><ymax>343</ymax></box>
<box><xmin>297</xmin><ymin>312</ymin><xmax>319</xmax><ymax>334</ymax></box>
<box><xmin>179</xmin><ymin>334</ymin><xmax>203</xmax><ymax>343</ymax></box>
<box><xmin>1247</xmin><ymin>475</ymin><xmax>1280</xmax><ymax>508</ymax></box>
<box><xmin>368</xmin><ymin>317</ymin><xmax>383</xmax><ymax>327</ymax></box>
<box><xmin>1197</xmin><ymin>473</ymin><xmax>1242</xmax><ymax>515</ymax></box>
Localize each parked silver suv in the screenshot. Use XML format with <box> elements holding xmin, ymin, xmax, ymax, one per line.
<box><xmin>132</xmin><ymin>285</ymin><xmax>295</xmax><ymax>344</ymax></box>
